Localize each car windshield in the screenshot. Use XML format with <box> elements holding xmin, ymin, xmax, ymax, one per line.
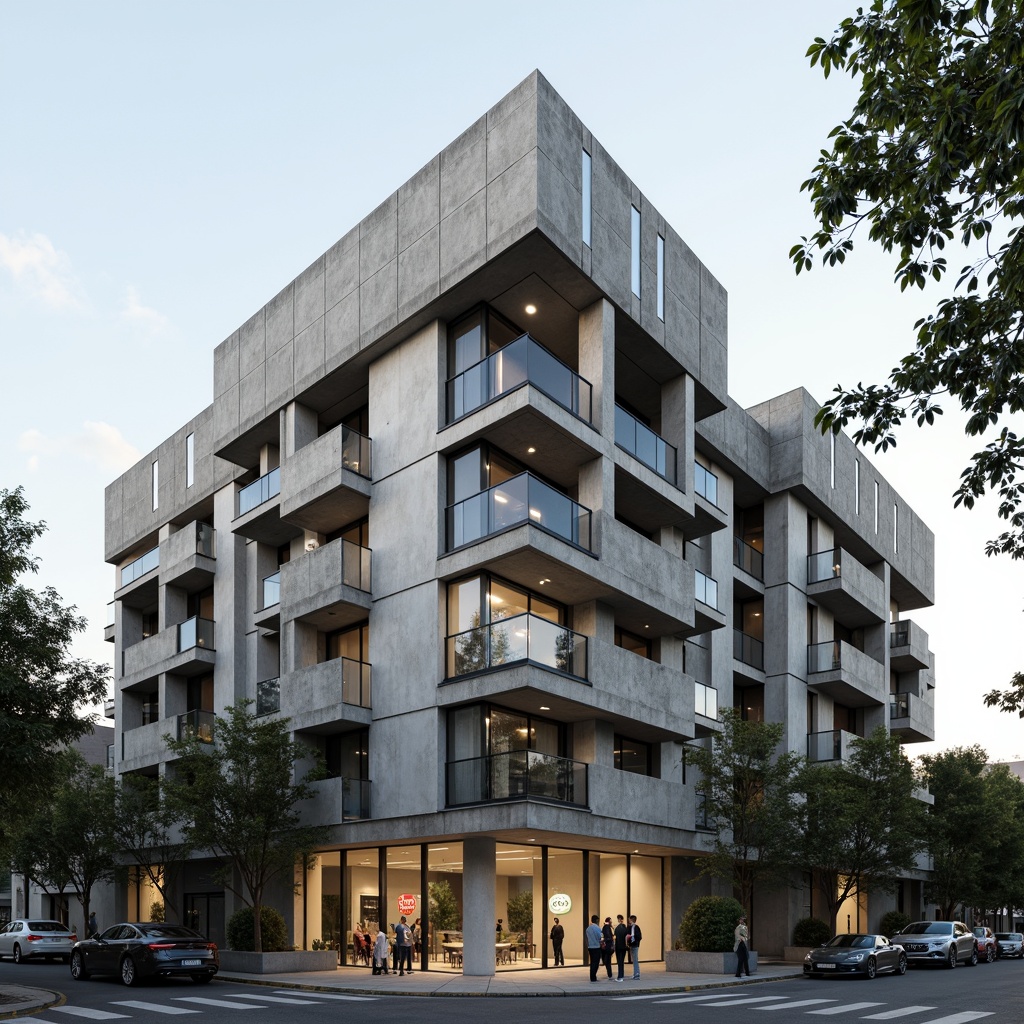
<box><xmin>901</xmin><ymin>922</ymin><xmax>952</xmax><ymax>934</ymax></box>
<box><xmin>138</xmin><ymin>925</ymin><xmax>202</xmax><ymax>940</ymax></box>
<box><xmin>27</xmin><ymin>921</ymin><xmax>67</xmax><ymax>932</ymax></box>
<box><xmin>972</xmin><ymin>928</ymin><xmax>988</xmax><ymax>937</ymax></box>
<box><xmin>996</xmin><ymin>933</ymin><xmax>1022</xmax><ymax>940</ymax></box>
<box><xmin>825</xmin><ymin>934</ymin><xmax>874</xmax><ymax>948</ymax></box>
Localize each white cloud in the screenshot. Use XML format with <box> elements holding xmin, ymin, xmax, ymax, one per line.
<box><xmin>0</xmin><ymin>231</ymin><xmax>87</xmax><ymax>310</ymax></box>
<box><xmin>121</xmin><ymin>285</ymin><xmax>169</xmax><ymax>332</ymax></box>
<box><xmin>19</xmin><ymin>421</ymin><xmax>142</xmax><ymax>475</ymax></box>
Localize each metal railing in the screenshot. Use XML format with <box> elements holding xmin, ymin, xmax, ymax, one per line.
<box><xmin>256</xmin><ymin>677</ymin><xmax>280</xmax><ymax>716</ymax></box>
<box><xmin>694</xmin><ymin>463</ymin><xmax>719</xmax><ymax>506</ymax></box>
<box><xmin>120</xmin><ymin>545</ymin><xmax>159</xmax><ymax>587</ymax></box>
<box><xmin>341</xmin><ymin>539</ymin><xmax>372</xmax><ymax>592</ymax></box>
<box><xmin>733</xmin><ymin>536</ymin><xmax>764</xmax><ymax>580</ymax></box>
<box><xmin>340</xmin><ymin>425</ymin><xmax>372</xmax><ymax>479</ymax></box>
<box><xmin>807</xmin><ymin>729</ymin><xmax>844</xmax><ymax>762</ymax></box>
<box><xmin>446</xmin><ymin>333</ymin><xmax>593</xmax><ymax>423</ymax></box>
<box><xmin>445</xmin><ymin>750</ymin><xmax>588</xmax><ymax>808</ymax></box>
<box><xmin>446</xmin><ymin>472</ymin><xmax>592</xmax><ymax>551</ymax></box>
<box><xmin>694</xmin><ymin>570</ymin><xmax>719</xmax><ymax>610</ymax></box>
<box><xmin>177</xmin><ymin>709</ymin><xmax>215</xmax><ymax>743</ymax></box>
<box><xmin>237</xmin><ymin>466</ymin><xmax>281</xmax><ymax>517</ymax></box>
<box><xmin>733</xmin><ymin>629</ymin><xmax>764</xmax><ymax>670</ymax></box>
<box><xmin>890</xmin><ymin>693</ymin><xmax>911</xmax><ymax>719</ymax></box>
<box><xmin>614</xmin><ymin>405</ymin><xmax>676</xmax><ymax>483</ymax></box>
<box><xmin>262</xmin><ymin>571</ymin><xmax>280</xmax><ymax>608</ymax></box>
<box><xmin>341</xmin><ymin>777</ymin><xmax>372</xmax><ymax>820</ymax></box>
<box><xmin>446</xmin><ymin>611</ymin><xmax>588</xmax><ymax>680</ymax></box>
<box><xmin>178</xmin><ymin>616</ymin><xmax>215</xmax><ymax>652</ymax></box>
<box><xmin>807</xmin><ymin>548</ymin><xmax>841</xmax><ymax>584</ymax></box>
<box><xmin>695</xmin><ymin>680</ymin><xmax>718</xmax><ymax>719</ymax></box>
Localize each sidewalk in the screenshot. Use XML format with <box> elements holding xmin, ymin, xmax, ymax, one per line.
<box><xmin>0</xmin><ymin>985</ymin><xmax>61</xmax><ymax>1020</ymax></box>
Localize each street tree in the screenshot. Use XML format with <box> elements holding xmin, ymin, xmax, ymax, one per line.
<box><xmin>790</xmin><ymin>2</ymin><xmax>1024</xmax><ymax>710</ymax></box>
<box><xmin>973</xmin><ymin>762</ymin><xmax>1024</xmax><ymax>916</ymax></box>
<box><xmin>685</xmin><ymin>709</ymin><xmax>804</xmax><ymax>918</ymax></box>
<box><xmin>163</xmin><ymin>699</ymin><xmax>325</xmax><ymax>952</ymax></box>
<box><xmin>796</xmin><ymin>728</ymin><xmax>927</xmax><ymax>934</ymax></box>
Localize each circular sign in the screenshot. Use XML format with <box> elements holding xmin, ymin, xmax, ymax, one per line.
<box><xmin>548</xmin><ymin>893</ymin><xmax>572</xmax><ymax>915</ymax></box>
<box><xmin>397</xmin><ymin>894</ymin><xmax>417</xmax><ymax>916</ymax></box>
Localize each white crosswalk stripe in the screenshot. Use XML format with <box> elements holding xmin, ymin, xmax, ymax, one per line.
<box><xmin>171</xmin><ymin>997</ymin><xmax>267</xmax><ymax>1009</ymax></box>
<box><xmin>51</xmin><ymin>1009</ymin><xmax>130</xmax><ymax>1020</ymax></box>
<box><xmin>911</xmin><ymin>1015</ymin><xmax>993</xmax><ymax>1024</ymax></box>
<box><xmin>110</xmin><ymin>1001</ymin><xmax>201</xmax><ymax>1015</ymax></box>
<box><xmin>755</xmin><ymin>1000</ymin><xmax>840</xmax><ymax>1011</ymax></box>
<box><xmin>861</xmin><ymin>1009</ymin><xmax>938</xmax><ymax>1020</ymax></box>
<box><xmin>272</xmin><ymin>991</ymin><xmax>376</xmax><ymax>1001</ymax></box>
<box><xmin>807</xmin><ymin>1004</ymin><xmax>886</xmax><ymax>1015</ymax></box>
<box><xmin>217</xmin><ymin>994</ymin><xmax>323</xmax><ymax>1005</ymax></box>
<box><xmin>661</xmin><ymin>995</ymin><xmax>791</xmax><ymax>1006</ymax></box>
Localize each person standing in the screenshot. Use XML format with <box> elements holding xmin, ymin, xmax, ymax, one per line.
<box><xmin>734</xmin><ymin>914</ymin><xmax>751</xmax><ymax>977</ymax></box>
<box><xmin>88</xmin><ymin>912</ymin><xmax>98</xmax><ymax>938</ymax></box>
<box><xmin>601</xmin><ymin>917</ymin><xmax>614</xmax><ymax>978</ymax></box>
<box><xmin>627</xmin><ymin>915</ymin><xmax>642</xmax><ymax>978</ymax></box>
<box><xmin>395</xmin><ymin>916</ymin><xmax>413</xmax><ymax>975</ymax></box>
<box><xmin>550</xmin><ymin>917</ymin><xmax>565</xmax><ymax>966</ymax></box>
<box><xmin>585</xmin><ymin>915</ymin><xmax>603</xmax><ymax>982</ymax></box>
<box><xmin>613</xmin><ymin>914</ymin><xmax>628</xmax><ymax>981</ymax></box>
<box><xmin>373</xmin><ymin>928</ymin><xmax>390</xmax><ymax>975</ymax></box>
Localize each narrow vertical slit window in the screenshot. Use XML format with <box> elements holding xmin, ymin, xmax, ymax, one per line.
<box><xmin>631</xmin><ymin>206</ymin><xmax>641</xmax><ymax>298</ymax></box>
<box><xmin>854</xmin><ymin>459</ymin><xmax>860</xmax><ymax>515</ymax></box>
<box><xmin>830</xmin><ymin>432</ymin><xmax>836</xmax><ymax>489</ymax></box>
<box><xmin>874</xmin><ymin>481</ymin><xmax>879</xmax><ymax>534</ymax></box>
<box><xmin>894</xmin><ymin>502</ymin><xmax>899</xmax><ymax>553</ymax></box>
<box><xmin>582</xmin><ymin>149</ymin><xmax>592</xmax><ymax>247</ymax></box>
<box><xmin>186</xmin><ymin>433</ymin><xmax>195</xmax><ymax>488</ymax></box>
<box><xmin>656</xmin><ymin>234</ymin><xmax>665</xmax><ymax>321</ymax></box>
<box><xmin>152</xmin><ymin>460</ymin><xmax>159</xmax><ymax>512</ymax></box>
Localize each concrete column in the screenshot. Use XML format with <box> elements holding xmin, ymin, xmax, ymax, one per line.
<box><xmin>578</xmin><ymin>298</ymin><xmax>615</xmax><ymax>435</ymax></box>
<box><xmin>298</xmin><ymin>858</ymin><xmax>322</xmax><ymax>950</ymax></box>
<box><xmin>662</xmin><ymin>373</ymin><xmax>693</xmax><ymax>495</ymax></box>
<box><xmin>462</xmin><ymin>837</ymin><xmax>496</xmax><ymax>977</ymax></box>
<box><xmin>283</xmin><ymin>401</ymin><xmax>319</xmax><ymax>458</ymax></box>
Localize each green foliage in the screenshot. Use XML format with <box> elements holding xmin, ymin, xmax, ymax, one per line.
<box><xmin>679</xmin><ymin>895</ymin><xmax>745</xmax><ymax>953</ymax></box>
<box><xmin>163</xmin><ymin>699</ymin><xmax>326</xmax><ymax>951</ymax></box>
<box><xmin>149</xmin><ymin>901</ymin><xmax>165</xmax><ymax>923</ymax></box>
<box><xmin>792</xmin><ymin>3</ymin><xmax>1024</xmax><ymax>709</ymax></box>
<box><xmin>792</xmin><ymin>917</ymin><xmax>831</xmax><ymax>947</ymax></box>
<box><xmin>794</xmin><ymin>728</ymin><xmax>927</xmax><ymax>933</ymax></box>
<box><xmin>428</xmin><ymin>879</ymin><xmax>460</xmax><ymax>931</ymax></box>
<box><xmin>685</xmin><ymin>709</ymin><xmax>804</xmax><ymax>912</ymax></box>
<box><xmin>879</xmin><ymin>911</ymin><xmax>911</xmax><ymax>939</ymax></box>
<box><xmin>506</xmin><ymin>890</ymin><xmax>533</xmax><ymax>933</ymax></box>
<box><xmin>226</xmin><ymin>905</ymin><xmax>287</xmax><ymax>952</ymax></box>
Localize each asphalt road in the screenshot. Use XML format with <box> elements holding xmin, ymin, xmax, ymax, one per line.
<box><xmin>2</xmin><ymin>956</ymin><xmax>1023</xmax><ymax>1024</ymax></box>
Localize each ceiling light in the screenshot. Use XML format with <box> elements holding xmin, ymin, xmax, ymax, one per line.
<box><xmin>529</xmin><ymin>508</ymin><xmax>542</xmax><ymax>520</ymax></box>
<box><xmin>540</xmin><ymin>706</ymin><xmax>550</xmax><ymax>711</ymax></box>
<box><xmin>525</xmin><ymin>304</ymin><xmax>537</xmax><ymax>315</ymax></box>
<box><xmin>527</xmin><ymin>446</ymin><xmax>536</xmax><ymax>454</ymax></box>
<box><xmin>539</xmin><ymin>578</ymin><xmax>550</xmax><ymax>585</ymax></box>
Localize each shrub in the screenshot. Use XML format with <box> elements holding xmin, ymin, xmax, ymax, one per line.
<box><xmin>679</xmin><ymin>895</ymin><xmax>745</xmax><ymax>953</ymax></box>
<box><xmin>226</xmin><ymin>905</ymin><xmax>288</xmax><ymax>952</ymax></box>
<box><xmin>879</xmin><ymin>911</ymin><xmax>912</xmax><ymax>939</ymax></box>
<box><xmin>792</xmin><ymin>917</ymin><xmax>831</xmax><ymax>947</ymax></box>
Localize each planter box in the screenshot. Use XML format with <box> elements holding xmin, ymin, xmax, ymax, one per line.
<box><xmin>664</xmin><ymin>949</ymin><xmax>758</xmax><ymax>975</ymax></box>
<box><xmin>219</xmin><ymin>950</ymin><xmax>337</xmax><ymax>974</ymax></box>
<box><xmin>784</xmin><ymin>946</ymin><xmax>814</xmax><ymax>963</ymax></box>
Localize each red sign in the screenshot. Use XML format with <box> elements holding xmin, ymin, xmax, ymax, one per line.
<box><xmin>397</xmin><ymin>894</ymin><xmax>417</xmax><ymax>916</ymax></box>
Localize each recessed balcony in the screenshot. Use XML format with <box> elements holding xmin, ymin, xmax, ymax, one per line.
<box><xmin>233</xmin><ymin>467</ymin><xmax>301</xmax><ymax>546</ymax></box>
<box><xmin>255</xmin><ymin>571</ymin><xmax>281</xmax><ymax>631</ymax></box>
<box><xmin>807</xmin><ymin>728</ymin><xmax>858</xmax><ymax>763</ymax></box>
<box><xmin>807</xmin><ymin>548</ymin><xmax>885</xmax><ymax>628</ymax></box>
<box><xmin>445</xmin><ymin>750</ymin><xmax>588</xmax><ymax>808</ymax></box>
<box><xmin>807</xmin><ymin>640</ymin><xmax>886</xmax><ymax>707</ymax></box>
<box><xmin>733</xmin><ymin>629</ymin><xmax>764</xmax><ymax>671</ymax></box>
<box><xmin>734</xmin><ymin>537</ymin><xmax>764</xmax><ymax>582</ymax></box>
<box><xmin>614</xmin><ymin>405</ymin><xmax>677</xmax><ymax>485</ymax></box>
<box><xmin>177</xmin><ymin>709</ymin><xmax>215</xmax><ymax>743</ymax></box>
<box><xmin>303</xmin><ymin>776</ymin><xmax>372</xmax><ymax>825</ymax></box>
<box><xmin>693</xmin><ymin>571</ymin><xmax>727</xmax><ymax>634</ymax></box>
<box><xmin>686</xmin><ymin>463</ymin><xmax>728</xmax><ymax>540</ymax></box>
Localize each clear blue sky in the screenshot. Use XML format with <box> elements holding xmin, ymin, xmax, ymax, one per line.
<box><xmin>2</xmin><ymin>0</ymin><xmax>1020</xmax><ymax>759</ymax></box>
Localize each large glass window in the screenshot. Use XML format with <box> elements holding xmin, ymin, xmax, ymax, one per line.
<box><xmin>428</xmin><ymin>842</ymin><xmax>463</xmax><ymax>967</ymax></box>
<box><xmin>345</xmin><ymin>848</ymin><xmax>379</xmax><ymax>960</ymax></box>
<box><xmin>547</xmin><ymin>848</ymin><xmax>583</xmax><ymax>966</ymax></box>
<box><xmin>615</xmin><ymin>626</ymin><xmax>651</xmax><ymax>660</ymax></box>
<box><xmin>448</xmin><ymin>306</ymin><xmax>521</xmax><ymax>377</ymax></box>
<box><xmin>325</xmin><ymin>729</ymin><xmax>368</xmax><ymax>780</ymax></box>
<box><xmin>614</xmin><ymin>734</ymin><xmax>653</xmax><ymax>776</ymax></box>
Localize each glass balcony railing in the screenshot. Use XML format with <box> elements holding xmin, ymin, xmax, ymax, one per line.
<box><xmin>106</xmin><ymin>743</ymin><xmax>115</xmax><ymax>771</ymax></box>
<box><xmin>890</xmin><ymin>623</ymin><xmax>910</xmax><ymax>647</ymax></box>
<box><xmin>446</xmin><ymin>334</ymin><xmax>593</xmax><ymax>424</ymax></box>
<box><xmin>262</xmin><ymin>571</ymin><xmax>280</xmax><ymax>608</ymax></box>
<box><xmin>808</xmin><ymin>548</ymin><xmax>842</xmax><ymax>584</ymax></box>
<box><xmin>237</xmin><ymin>466</ymin><xmax>281</xmax><ymax>517</ymax></box>
<box><xmin>195</xmin><ymin>521</ymin><xmax>216</xmax><ymax>558</ymax></box>
<box><xmin>694</xmin><ymin>463</ymin><xmax>719</xmax><ymax>506</ymax></box>
<box><xmin>178</xmin><ymin>616</ymin><xmax>215</xmax><ymax>653</ymax></box>
<box><xmin>695</xmin><ymin>680</ymin><xmax>718</xmax><ymax>719</ymax></box>
<box><xmin>807</xmin><ymin>640</ymin><xmax>842</xmax><ymax>674</ymax></box>
<box><xmin>694</xmin><ymin>570</ymin><xmax>719</xmax><ymax>610</ymax></box>
<box><xmin>340</xmin><ymin>425</ymin><xmax>372</xmax><ymax>479</ymax></box>
<box><xmin>445</xmin><ymin>750</ymin><xmax>588</xmax><ymax>807</ymax></box>
<box><xmin>256</xmin><ymin>677</ymin><xmax>280</xmax><ymax>716</ymax></box>
<box><xmin>695</xmin><ymin>792</ymin><xmax>712</xmax><ymax>830</ymax></box>
<box><xmin>341</xmin><ymin>540</ymin><xmax>372</xmax><ymax>592</ymax></box>
<box><xmin>733</xmin><ymin>629</ymin><xmax>764</xmax><ymax>670</ymax></box>
<box><xmin>446</xmin><ymin>472</ymin><xmax>592</xmax><ymax>551</ymax></box>
<box><xmin>614</xmin><ymin>405</ymin><xmax>676</xmax><ymax>484</ymax></box>
<box><xmin>341</xmin><ymin>777</ymin><xmax>372</xmax><ymax>820</ymax></box>
<box><xmin>807</xmin><ymin>729</ymin><xmax>844</xmax><ymax>762</ymax></box>
<box><xmin>446</xmin><ymin>611</ymin><xmax>588</xmax><ymax>680</ymax></box>
<box><xmin>733</xmin><ymin>536</ymin><xmax>764</xmax><ymax>580</ymax></box>
<box><xmin>890</xmin><ymin>693</ymin><xmax>911</xmax><ymax>719</ymax></box>
<box><xmin>177</xmin><ymin>709</ymin><xmax>215</xmax><ymax>743</ymax></box>
<box><xmin>120</xmin><ymin>545</ymin><xmax>159</xmax><ymax>587</ymax></box>
<box><xmin>339</xmin><ymin>657</ymin><xmax>372</xmax><ymax>707</ymax></box>
<box><xmin>106</xmin><ymin>601</ymin><xmax>116</xmax><ymax>627</ymax></box>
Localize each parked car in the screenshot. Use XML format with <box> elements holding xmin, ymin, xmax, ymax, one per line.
<box><xmin>972</xmin><ymin>926</ymin><xmax>998</xmax><ymax>962</ymax></box>
<box><xmin>0</xmin><ymin>920</ymin><xmax>77</xmax><ymax>963</ymax></box>
<box><xmin>803</xmin><ymin>934</ymin><xmax>908</xmax><ymax>979</ymax></box>
<box><xmin>69</xmin><ymin>923</ymin><xmax>218</xmax><ymax>986</ymax></box>
<box><xmin>995</xmin><ymin>932</ymin><xmax>1024</xmax><ymax>959</ymax></box>
<box><xmin>890</xmin><ymin>921</ymin><xmax>977</xmax><ymax>968</ymax></box>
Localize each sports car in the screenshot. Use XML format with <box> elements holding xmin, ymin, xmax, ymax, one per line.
<box><xmin>804</xmin><ymin>933</ymin><xmax>908</xmax><ymax>979</ymax></box>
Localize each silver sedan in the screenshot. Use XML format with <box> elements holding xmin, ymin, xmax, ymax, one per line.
<box><xmin>0</xmin><ymin>920</ymin><xmax>77</xmax><ymax>963</ymax></box>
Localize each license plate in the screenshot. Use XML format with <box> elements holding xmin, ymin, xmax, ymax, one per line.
<box><xmin>181</xmin><ymin>959</ymin><xmax>202</xmax><ymax>966</ymax></box>
<box><xmin>48</xmin><ymin>938</ymin><xmax>64</xmax><ymax>942</ymax></box>
<box><xmin>816</xmin><ymin>963</ymin><xmax>836</xmax><ymax>969</ymax></box>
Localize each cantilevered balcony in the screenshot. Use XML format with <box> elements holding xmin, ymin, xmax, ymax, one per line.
<box><xmin>279</xmin><ymin>537</ymin><xmax>372</xmax><ymax>631</ymax></box>
<box><xmin>445</xmin><ymin>750</ymin><xmax>588</xmax><ymax>808</ymax></box>
<box><xmin>177</xmin><ymin>709</ymin><xmax>214</xmax><ymax>743</ymax></box>
<box><xmin>889</xmin><ymin>691</ymin><xmax>935</xmax><ymax>743</ymax></box>
<box><xmin>445</xmin><ymin>612</ymin><xmax>587</xmax><ymax>681</ymax></box>
<box><xmin>115</xmin><ymin>544</ymin><xmax>160</xmax><ymax>608</ymax></box>
<box><xmin>806</xmin><ymin>640</ymin><xmax>886</xmax><ymax>707</ymax></box>
<box><xmin>446</xmin><ymin>334</ymin><xmax>592</xmax><ymax>425</ymax></box>
<box><xmin>280</xmin><ymin>424</ymin><xmax>372</xmax><ymax>534</ymax></box>
<box><xmin>694</xmin><ymin>571</ymin><xmax>726</xmax><ymax>633</ymax></box>
<box><xmin>889</xmin><ymin>618</ymin><xmax>931</xmax><ymax>672</ymax></box>
<box><xmin>687</xmin><ymin>462</ymin><xmax>728</xmax><ymax>540</ymax></box>
<box><xmin>120</xmin><ymin>616</ymin><xmax>215</xmax><ymax>687</ymax></box>
<box><xmin>277</xmin><ymin>659</ymin><xmax>373</xmax><ymax>733</ymax></box>
<box><xmin>806</xmin><ymin>548</ymin><xmax>885</xmax><ymax>628</ymax></box>
<box><xmin>254</xmin><ymin>571</ymin><xmax>281</xmax><ymax>631</ymax></box>
<box><xmin>615</xmin><ymin>405</ymin><xmax>676</xmax><ymax>484</ymax></box>
<box><xmin>161</xmin><ymin>521</ymin><xmax>216</xmax><ymax>592</ymax></box>
<box><xmin>302</xmin><ymin>776</ymin><xmax>372</xmax><ymax>826</ymax></box>
<box><xmin>233</xmin><ymin>466</ymin><xmax>301</xmax><ymax>546</ymax></box>
<box><xmin>446</xmin><ymin>473</ymin><xmax>591</xmax><ymax>552</ymax></box>
<box><xmin>807</xmin><ymin>728</ymin><xmax>858</xmax><ymax>763</ymax></box>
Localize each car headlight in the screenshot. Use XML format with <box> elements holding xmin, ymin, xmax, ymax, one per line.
<box><xmin>846</xmin><ymin>953</ymin><xmax>864</xmax><ymax>962</ymax></box>
<box><xmin>804</xmin><ymin>953</ymin><xmax>813</xmax><ymax>961</ymax></box>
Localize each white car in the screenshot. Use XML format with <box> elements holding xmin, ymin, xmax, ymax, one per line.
<box><xmin>996</xmin><ymin>932</ymin><xmax>1024</xmax><ymax>958</ymax></box>
<box><xmin>0</xmin><ymin>919</ymin><xmax>77</xmax><ymax>963</ymax></box>
<box><xmin>891</xmin><ymin>921</ymin><xmax>977</xmax><ymax>968</ymax></box>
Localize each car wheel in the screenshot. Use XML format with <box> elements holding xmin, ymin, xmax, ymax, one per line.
<box><xmin>70</xmin><ymin>951</ymin><xmax>90</xmax><ymax>980</ymax></box>
<box><xmin>191</xmin><ymin>973</ymin><xmax>214</xmax><ymax>984</ymax></box>
<box><xmin>865</xmin><ymin>957</ymin><xmax>877</xmax><ymax>979</ymax></box>
<box><xmin>120</xmin><ymin>955</ymin><xmax>139</xmax><ymax>987</ymax></box>
<box><xmin>897</xmin><ymin>953</ymin><xmax>907</xmax><ymax>976</ymax></box>
<box><xmin>968</xmin><ymin>945</ymin><xmax>978</xmax><ymax>966</ymax></box>
<box><xmin>12</xmin><ymin>945</ymin><xmax>22</xmax><ymax>965</ymax></box>
<box><xmin>947</xmin><ymin>945</ymin><xmax>957</xmax><ymax>969</ymax></box>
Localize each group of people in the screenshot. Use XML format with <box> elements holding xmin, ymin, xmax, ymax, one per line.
<box><xmin>353</xmin><ymin>916</ymin><xmax>421</xmax><ymax>975</ymax></box>
<box><xmin>581</xmin><ymin>913</ymin><xmax>642</xmax><ymax>982</ymax></box>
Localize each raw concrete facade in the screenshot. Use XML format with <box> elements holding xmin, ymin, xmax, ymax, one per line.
<box><xmin>104</xmin><ymin>71</ymin><xmax>936</xmax><ymax>968</ymax></box>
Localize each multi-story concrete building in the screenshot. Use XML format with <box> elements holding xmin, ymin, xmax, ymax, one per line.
<box><xmin>104</xmin><ymin>71</ymin><xmax>936</xmax><ymax>970</ymax></box>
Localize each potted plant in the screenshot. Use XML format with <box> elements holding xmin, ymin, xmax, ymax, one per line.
<box><xmin>665</xmin><ymin>895</ymin><xmax>758</xmax><ymax>974</ymax></box>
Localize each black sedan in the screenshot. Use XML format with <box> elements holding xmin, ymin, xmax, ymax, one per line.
<box><xmin>70</xmin><ymin>923</ymin><xmax>218</xmax><ymax>986</ymax></box>
<box><xmin>804</xmin><ymin>934</ymin><xmax>908</xmax><ymax>979</ymax></box>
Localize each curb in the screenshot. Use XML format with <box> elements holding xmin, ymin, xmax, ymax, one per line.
<box><xmin>0</xmin><ymin>988</ymin><xmax>64</xmax><ymax>1020</ymax></box>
